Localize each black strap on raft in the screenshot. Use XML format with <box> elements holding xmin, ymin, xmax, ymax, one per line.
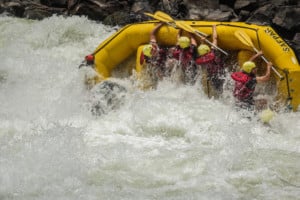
<box><xmin>207</xmin><ymin>78</ymin><xmax>210</xmax><ymax>98</ymax></box>
<box><xmin>283</xmin><ymin>69</ymin><xmax>293</xmax><ymax>110</ymax></box>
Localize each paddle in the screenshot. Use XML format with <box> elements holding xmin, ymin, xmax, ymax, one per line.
<box><xmin>144</xmin><ymin>12</ymin><xmax>177</xmax><ymax>29</ymax></box>
<box><xmin>146</xmin><ymin>11</ymin><xmax>228</xmax><ymax>56</ymax></box>
<box><xmin>176</xmin><ymin>21</ymin><xmax>228</xmax><ymax>56</ymax></box>
<box><xmin>234</xmin><ymin>30</ymin><xmax>284</xmax><ymax>80</ymax></box>
<box><xmin>154</xmin><ymin>11</ymin><xmax>208</xmax><ymax>37</ymax></box>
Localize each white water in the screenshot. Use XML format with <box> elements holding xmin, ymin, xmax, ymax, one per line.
<box><xmin>0</xmin><ymin>15</ymin><xmax>300</xmax><ymax>200</ymax></box>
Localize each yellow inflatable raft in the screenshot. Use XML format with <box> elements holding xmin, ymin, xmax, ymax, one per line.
<box><xmin>83</xmin><ymin>20</ymin><xmax>300</xmax><ymax>111</ymax></box>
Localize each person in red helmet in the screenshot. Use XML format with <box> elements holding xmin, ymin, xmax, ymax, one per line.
<box><xmin>231</xmin><ymin>51</ymin><xmax>272</xmax><ymax>111</ymax></box>
<box><xmin>195</xmin><ymin>25</ymin><xmax>225</xmax><ymax>98</ymax></box>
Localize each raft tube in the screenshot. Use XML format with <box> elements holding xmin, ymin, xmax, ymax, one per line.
<box><xmin>87</xmin><ymin>20</ymin><xmax>300</xmax><ymax>111</ymax></box>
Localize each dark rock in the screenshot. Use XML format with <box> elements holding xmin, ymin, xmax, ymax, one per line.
<box><xmin>272</xmin><ymin>6</ymin><xmax>300</xmax><ymax>31</ymax></box>
<box><xmin>238</xmin><ymin>10</ymin><xmax>250</xmax><ymax>21</ymax></box>
<box><xmin>24</xmin><ymin>7</ymin><xmax>52</xmax><ymax>20</ymax></box>
<box><xmin>2</xmin><ymin>1</ymin><xmax>24</xmax><ymax>17</ymax></box>
<box><xmin>246</xmin><ymin>4</ymin><xmax>276</xmax><ymax>25</ymax></box>
<box><xmin>220</xmin><ymin>0</ymin><xmax>235</xmax><ymax>8</ymax></box>
<box><xmin>41</xmin><ymin>0</ymin><xmax>68</xmax><ymax>7</ymax></box>
<box><xmin>103</xmin><ymin>11</ymin><xmax>132</xmax><ymax>26</ymax></box>
<box><xmin>89</xmin><ymin>81</ymin><xmax>127</xmax><ymax>116</ymax></box>
<box><xmin>206</xmin><ymin>9</ymin><xmax>233</xmax><ymax>21</ymax></box>
<box><xmin>131</xmin><ymin>1</ymin><xmax>152</xmax><ymax>13</ymax></box>
<box><xmin>72</xmin><ymin>3</ymin><xmax>107</xmax><ymax>21</ymax></box>
<box><xmin>287</xmin><ymin>34</ymin><xmax>300</xmax><ymax>62</ymax></box>
<box><xmin>234</xmin><ymin>0</ymin><xmax>257</xmax><ymax>10</ymax></box>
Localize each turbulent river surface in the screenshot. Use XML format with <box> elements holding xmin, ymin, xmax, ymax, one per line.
<box><xmin>0</xmin><ymin>15</ymin><xmax>300</xmax><ymax>200</ymax></box>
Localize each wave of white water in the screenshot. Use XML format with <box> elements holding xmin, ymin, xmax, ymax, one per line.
<box><xmin>0</xmin><ymin>15</ymin><xmax>299</xmax><ymax>200</ymax></box>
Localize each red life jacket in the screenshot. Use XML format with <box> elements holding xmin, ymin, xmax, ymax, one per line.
<box><xmin>172</xmin><ymin>45</ymin><xmax>196</xmax><ymax>68</ymax></box>
<box><xmin>195</xmin><ymin>51</ymin><xmax>215</xmax><ymax>64</ymax></box>
<box><xmin>195</xmin><ymin>50</ymin><xmax>224</xmax><ymax>77</ymax></box>
<box><xmin>231</xmin><ymin>71</ymin><xmax>256</xmax><ymax>101</ymax></box>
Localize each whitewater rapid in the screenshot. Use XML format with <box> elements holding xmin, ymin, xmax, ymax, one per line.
<box><xmin>0</xmin><ymin>15</ymin><xmax>299</xmax><ymax>200</ymax></box>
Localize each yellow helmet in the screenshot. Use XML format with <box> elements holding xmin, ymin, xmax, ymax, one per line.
<box><xmin>260</xmin><ymin>108</ymin><xmax>275</xmax><ymax>123</ymax></box>
<box><xmin>242</xmin><ymin>61</ymin><xmax>256</xmax><ymax>73</ymax></box>
<box><xmin>197</xmin><ymin>44</ymin><xmax>210</xmax><ymax>56</ymax></box>
<box><xmin>178</xmin><ymin>36</ymin><xmax>190</xmax><ymax>48</ymax></box>
<box><xmin>143</xmin><ymin>44</ymin><xmax>153</xmax><ymax>57</ymax></box>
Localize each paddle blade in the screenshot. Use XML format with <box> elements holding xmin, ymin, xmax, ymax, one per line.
<box><xmin>144</xmin><ymin>12</ymin><xmax>156</xmax><ymax>19</ymax></box>
<box><xmin>144</xmin><ymin>11</ymin><xmax>174</xmax><ymax>24</ymax></box>
<box><xmin>234</xmin><ymin>30</ymin><xmax>255</xmax><ymax>48</ymax></box>
<box><xmin>175</xmin><ymin>21</ymin><xmax>195</xmax><ymax>33</ymax></box>
<box><xmin>144</xmin><ymin>12</ymin><xmax>172</xmax><ymax>25</ymax></box>
<box><xmin>154</xmin><ymin>11</ymin><xmax>174</xmax><ymax>22</ymax></box>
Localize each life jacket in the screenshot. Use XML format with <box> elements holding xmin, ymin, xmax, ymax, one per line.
<box><xmin>195</xmin><ymin>51</ymin><xmax>215</xmax><ymax>64</ymax></box>
<box><xmin>231</xmin><ymin>71</ymin><xmax>256</xmax><ymax>102</ymax></box>
<box><xmin>196</xmin><ymin>50</ymin><xmax>224</xmax><ymax>77</ymax></box>
<box><xmin>172</xmin><ymin>45</ymin><xmax>197</xmax><ymax>69</ymax></box>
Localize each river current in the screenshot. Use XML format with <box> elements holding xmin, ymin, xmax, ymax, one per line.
<box><xmin>0</xmin><ymin>15</ymin><xmax>299</xmax><ymax>200</ymax></box>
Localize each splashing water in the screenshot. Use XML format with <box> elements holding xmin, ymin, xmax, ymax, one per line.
<box><xmin>0</xmin><ymin>15</ymin><xmax>299</xmax><ymax>200</ymax></box>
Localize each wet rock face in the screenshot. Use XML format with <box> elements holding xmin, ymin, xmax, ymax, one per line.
<box><xmin>0</xmin><ymin>0</ymin><xmax>298</xmax><ymax>32</ymax></box>
<box><xmin>0</xmin><ymin>0</ymin><xmax>299</xmax><ymax>55</ymax></box>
